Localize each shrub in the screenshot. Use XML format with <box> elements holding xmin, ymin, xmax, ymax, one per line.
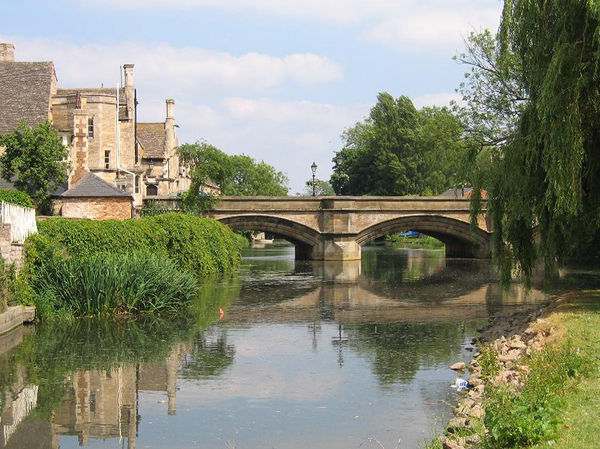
<box><xmin>33</xmin><ymin>213</ymin><xmax>243</xmax><ymax>277</ymax></box>
<box><xmin>0</xmin><ymin>256</ymin><xmax>18</xmax><ymax>312</ymax></box>
<box><xmin>0</xmin><ymin>189</ymin><xmax>34</xmax><ymax>208</ymax></box>
<box><xmin>33</xmin><ymin>252</ymin><xmax>198</xmax><ymax>317</ymax></box>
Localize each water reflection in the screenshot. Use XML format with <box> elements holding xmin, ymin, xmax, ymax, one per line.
<box><xmin>0</xmin><ymin>246</ymin><xmax>564</xmax><ymax>449</ymax></box>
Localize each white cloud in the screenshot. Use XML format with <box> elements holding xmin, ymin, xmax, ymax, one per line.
<box><xmin>1</xmin><ymin>35</ymin><xmax>351</xmax><ymax>191</ymax></box>
<box><xmin>184</xmin><ymin>98</ymin><xmax>369</xmax><ymax>192</ymax></box>
<box><xmin>2</xmin><ymin>36</ymin><xmax>341</xmax><ymax>99</ymax></box>
<box><xmin>361</xmin><ymin>5</ymin><xmax>501</xmax><ymax>53</ymax></box>
<box><xmin>77</xmin><ymin>0</ymin><xmax>502</xmax><ymax>52</ymax></box>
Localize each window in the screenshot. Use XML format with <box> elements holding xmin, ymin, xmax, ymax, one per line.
<box><xmin>146</xmin><ymin>184</ymin><xmax>158</xmax><ymax>196</ymax></box>
<box><xmin>88</xmin><ymin>118</ymin><xmax>94</xmax><ymax>138</ymax></box>
<box><xmin>135</xmin><ymin>176</ymin><xmax>140</xmax><ymax>194</ymax></box>
<box><xmin>104</xmin><ymin>151</ymin><xmax>110</xmax><ymax>169</ymax></box>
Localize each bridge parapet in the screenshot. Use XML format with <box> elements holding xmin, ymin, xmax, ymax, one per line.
<box><xmin>147</xmin><ymin>196</ymin><xmax>491</xmax><ymax>260</ymax></box>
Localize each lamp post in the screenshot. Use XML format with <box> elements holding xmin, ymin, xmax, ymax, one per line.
<box><xmin>311</xmin><ymin>161</ymin><xmax>317</xmax><ymax>196</ymax></box>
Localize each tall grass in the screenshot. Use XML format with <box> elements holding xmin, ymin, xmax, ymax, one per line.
<box><xmin>33</xmin><ymin>252</ymin><xmax>198</xmax><ymax>317</ymax></box>
<box><xmin>483</xmin><ymin>342</ymin><xmax>591</xmax><ymax>448</ymax></box>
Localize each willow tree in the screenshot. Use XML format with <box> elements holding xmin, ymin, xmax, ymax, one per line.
<box><xmin>470</xmin><ymin>1</ymin><xmax>600</xmax><ymax>280</ymax></box>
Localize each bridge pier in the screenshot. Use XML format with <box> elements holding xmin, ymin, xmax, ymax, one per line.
<box><xmin>317</xmin><ymin>236</ymin><xmax>361</xmax><ymax>261</ymax></box>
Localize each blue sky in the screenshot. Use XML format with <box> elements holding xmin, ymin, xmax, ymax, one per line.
<box><xmin>1</xmin><ymin>0</ymin><xmax>502</xmax><ymax>193</ymax></box>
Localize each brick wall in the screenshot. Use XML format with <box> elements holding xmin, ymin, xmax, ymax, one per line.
<box><xmin>61</xmin><ymin>198</ymin><xmax>133</xmax><ymax>220</ymax></box>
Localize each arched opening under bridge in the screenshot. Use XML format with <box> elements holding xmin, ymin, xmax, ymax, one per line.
<box><xmin>217</xmin><ymin>215</ymin><xmax>322</xmax><ymax>260</ymax></box>
<box><xmin>356</xmin><ymin>215</ymin><xmax>491</xmax><ymax>258</ymax></box>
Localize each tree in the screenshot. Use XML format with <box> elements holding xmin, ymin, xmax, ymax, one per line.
<box><xmin>178</xmin><ymin>141</ymin><xmax>288</xmax><ymax>212</ymax></box>
<box><xmin>418</xmin><ymin>106</ymin><xmax>469</xmax><ymax>195</ymax></box>
<box><xmin>454</xmin><ymin>29</ymin><xmax>527</xmax><ymax>149</ymax></box>
<box><xmin>463</xmin><ymin>2</ymin><xmax>600</xmax><ymax>280</ymax></box>
<box><xmin>0</xmin><ymin>121</ymin><xmax>68</xmax><ymax>209</ymax></box>
<box><xmin>332</xmin><ymin>93</ymin><xmax>469</xmax><ymax>196</ymax></box>
<box><xmin>301</xmin><ymin>179</ymin><xmax>334</xmax><ymax>196</ymax></box>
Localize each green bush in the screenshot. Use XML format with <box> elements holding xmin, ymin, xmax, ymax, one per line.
<box><xmin>33</xmin><ymin>213</ymin><xmax>243</xmax><ymax>276</ymax></box>
<box><xmin>0</xmin><ymin>257</ymin><xmax>18</xmax><ymax>312</ymax></box>
<box><xmin>0</xmin><ymin>189</ymin><xmax>34</xmax><ymax>208</ymax></box>
<box><xmin>33</xmin><ymin>252</ymin><xmax>198</xmax><ymax>317</ymax></box>
<box><xmin>25</xmin><ymin>214</ymin><xmax>244</xmax><ymax>317</ymax></box>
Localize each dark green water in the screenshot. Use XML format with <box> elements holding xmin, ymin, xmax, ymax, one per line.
<box><xmin>0</xmin><ymin>245</ymin><xmax>559</xmax><ymax>449</ymax></box>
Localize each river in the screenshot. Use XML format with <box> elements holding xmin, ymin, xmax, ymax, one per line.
<box><xmin>0</xmin><ymin>244</ymin><xmax>569</xmax><ymax>449</ymax></box>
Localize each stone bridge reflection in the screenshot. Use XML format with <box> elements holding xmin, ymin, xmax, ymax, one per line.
<box><xmin>222</xmin><ymin>259</ymin><xmax>548</xmax><ymax>325</ymax></box>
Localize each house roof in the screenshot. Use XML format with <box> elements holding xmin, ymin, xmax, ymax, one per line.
<box><xmin>439</xmin><ymin>187</ymin><xmax>488</xmax><ymax>199</ymax></box>
<box><xmin>137</xmin><ymin>122</ymin><xmax>166</xmax><ymax>159</ymax></box>
<box><xmin>61</xmin><ymin>172</ymin><xmax>132</xmax><ymax>198</ymax></box>
<box><xmin>0</xmin><ymin>61</ymin><xmax>55</xmax><ymax>135</ymax></box>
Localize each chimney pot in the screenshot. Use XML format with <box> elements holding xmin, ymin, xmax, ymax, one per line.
<box><xmin>0</xmin><ymin>43</ymin><xmax>15</xmax><ymax>62</ymax></box>
<box><xmin>123</xmin><ymin>64</ymin><xmax>134</xmax><ymax>87</ymax></box>
<box><xmin>166</xmin><ymin>99</ymin><xmax>175</xmax><ymax>121</ymax></box>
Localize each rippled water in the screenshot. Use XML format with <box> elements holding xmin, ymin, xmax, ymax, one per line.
<box><xmin>0</xmin><ymin>245</ymin><xmax>557</xmax><ymax>449</ymax></box>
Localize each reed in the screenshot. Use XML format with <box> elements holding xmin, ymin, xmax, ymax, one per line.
<box><xmin>33</xmin><ymin>252</ymin><xmax>198</xmax><ymax>317</ymax></box>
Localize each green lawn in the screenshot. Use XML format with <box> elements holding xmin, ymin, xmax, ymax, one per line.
<box><xmin>529</xmin><ymin>293</ymin><xmax>600</xmax><ymax>449</ymax></box>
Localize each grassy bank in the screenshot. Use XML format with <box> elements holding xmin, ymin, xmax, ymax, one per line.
<box><xmin>387</xmin><ymin>235</ymin><xmax>445</xmax><ymax>250</ymax></box>
<box><xmin>20</xmin><ymin>213</ymin><xmax>245</xmax><ymax>318</ymax></box>
<box><xmin>428</xmin><ymin>292</ymin><xmax>600</xmax><ymax>449</ymax></box>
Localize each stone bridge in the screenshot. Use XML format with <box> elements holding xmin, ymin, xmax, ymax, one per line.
<box><xmin>204</xmin><ymin>196</ymin><xmax>491</xmax><ymax>261</ymax></box>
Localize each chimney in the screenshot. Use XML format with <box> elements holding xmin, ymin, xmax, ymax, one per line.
<box><xmin>123</xmin><ymin>64</ymin><xmax>134</xmax><ymax>87</ymax></box>
<box><xmin>166</xmin><ymin>99</ymin><xmax>175</xmax><ymax>122</ymax></box>
<box><xmin>0</xmin><ymin>43</ymin><xmax>15</xmax><ymax>62</ymax></box>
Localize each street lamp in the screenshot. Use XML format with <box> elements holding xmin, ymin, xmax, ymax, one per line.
<box><xmin>311</xmin><ymin>161</ymin><xmax>317</xmax><ymax>196</ymax></box>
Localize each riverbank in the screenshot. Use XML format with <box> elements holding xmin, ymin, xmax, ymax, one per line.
<box><xmin>17</xmin><ymin>213</ymin><xmax>246</xmax><ymax>318</ymax></box>
<box><xmin>386</xmin><ymin>235</ymin><xmax>445</xmax><ymax>250</ymax></box>
<box><xmin>431</xmin><ymin>291</ymin><xmax>600</xmax><ymax>449</ymax></box>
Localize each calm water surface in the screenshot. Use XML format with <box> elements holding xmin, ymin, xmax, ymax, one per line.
<box><xmin>1</xmin><ymin>245</ymin><xmax>567</xmax><ymax>449</ymax></box>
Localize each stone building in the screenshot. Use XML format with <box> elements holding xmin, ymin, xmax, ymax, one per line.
<box><xmin>59</xmin><ymin>172</ymin><xmax>134</xmax><ymax>220</ymax></box>
<box><xmin>0</xmin><ymin>42</ymin><xmax>191</xmax><ymax>215</ymax></box>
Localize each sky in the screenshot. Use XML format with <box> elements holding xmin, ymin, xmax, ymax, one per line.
<box><xmin>0</xmin><ymin>0</ymin><xmax>502</xmax><ymax>193</ymax></box>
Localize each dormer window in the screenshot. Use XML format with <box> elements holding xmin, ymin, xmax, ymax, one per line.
<box><xmin>88</xmin><ymin>118</ymin><xmax>94</xmax><ymax>139</ymax></box>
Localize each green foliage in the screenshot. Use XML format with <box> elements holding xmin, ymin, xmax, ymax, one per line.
<box><xmin>32</xmin><ymin>253</ymin><xmax>198</xmax><ymax>317</ymax></box>
<box><xmin>0</xmin><ymin>257</ymin><xmax>14</xmax><ymax>312</ymax></box>
<box><xmin>181</xmin><ymin>189</ymin><xmax>219</xmax><ymax>215</ymax></box>
<box><xmin>483</xmin><ymin>343</ymin><xmax>591</xmax><ymax>449</ymax></box>
<box><xmin>0</xmin><ymin>189</ymin><xmax>34</xmax><ymax>208</ymax></box>
<box><xmin>30</xmin><ymin>213</ymin><xmax>242</xmax><ymax>277</ymax></box>
<box><xmin>0</xmin><ymin>256</ymin><xmax>30</xmax><ymax>309</ymax></box>
<box><xmin>147</xmin><ymin>213</ymin><xmax>242</xmax><ymax>274</ymax></box>
<box><xmin>25</xmin><ymin>214</ymin><xmax>244</xmax><ymax>317</ymax></box>
<box><xmin>333</xmin><ymin>93</ymin><xmax>469</xmax><ymax>196</ymax></box>
<box><xmin>478</xmin><ymin>345</ymin><xmax>501</xmax><ymax>382</ymax></box>
<box><xmin>462</xmin><ymin>4</ymin><xmax>600</xmax><ymax>278</ymax></box>
<box><xmin>179</xmin><ymin>141</ymin><xmax>289</xmax><ymax>200</ymax></box>
<box><xmin>0</xmin><ymin>121</ymin><xmax>69</xmax><ymax>210</ymax></box>
<box><xmin>139</xmin><ymin>199</ymin><xmax>173</xmax><ymax>217</ymax></box>
<box><xmin>302</xmin><ymin>178</ymin><xmax>334</xmax><ymax>196</ymax></box>
<box><xmin>454</xmin><ymin>29</ymin><xmax>527</xmax><ymax>149</ymax></box>
<box><xmin>387</xmin><ymin>235</ymin><xmax>445</xmax><ymax>249</ymax></box>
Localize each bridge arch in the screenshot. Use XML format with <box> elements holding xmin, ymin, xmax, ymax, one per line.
<box><xmin>356</xmin><ymin>215</ymin><xmax>491</xmax><ymax>258</ymax></box>
<box><xmin>216</xmin><ymin>215</ymin><xmax>323</xmax><ymax>260</ymax></box>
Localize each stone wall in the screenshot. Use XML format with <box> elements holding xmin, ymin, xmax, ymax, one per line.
<box><xmin>61</xmin><ymin>198</ymin><xmax>133</xmax><ymax>220</ymax></box>
<box><xmin>0</xmin><ymin>224</ymin><xmax>24</xmax><ymax>269</ymax></box>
